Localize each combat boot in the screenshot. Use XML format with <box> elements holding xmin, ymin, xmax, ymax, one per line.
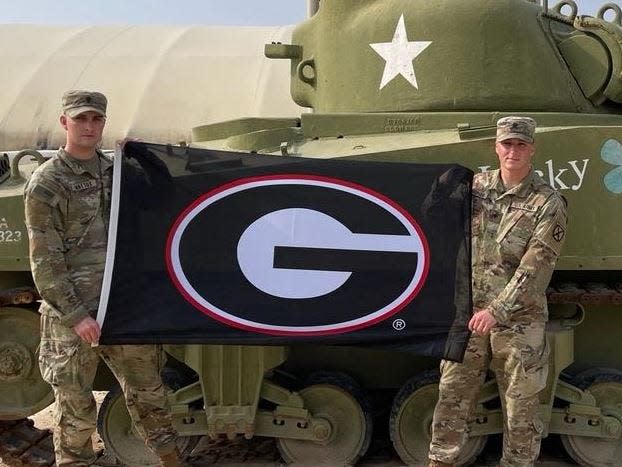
<box><xmin>158</xmin><ymin>447</ymin><xmax>184</xmax><ymax>467</ymax></box>
<box><xmin>428</xmin><ymin>460</ymin><xmax>454</xmax><ymax>467</ymax></box>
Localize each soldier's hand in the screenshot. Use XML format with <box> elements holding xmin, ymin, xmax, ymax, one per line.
<box><xmin>468</xmin><ymin>309</ymin><xmax>497</xmax><ymax>335</ymax></box>
<box><xmin>116</xmin><ymin>137</ymin><xmax>142</xmax><ymax>153</ymax></box>
<box><xmin>73</xmin><ymin>316</ymin><xmax>101</xmax><ymax>344</ymax></box>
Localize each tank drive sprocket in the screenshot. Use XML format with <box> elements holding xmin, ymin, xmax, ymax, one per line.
<box><xmin>389</xmin><ymin>369</ymin><xmax>488</xmax><ymax>466</ymax></box>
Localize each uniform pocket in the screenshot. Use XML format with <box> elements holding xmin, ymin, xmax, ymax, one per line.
<box><xmin>516</xmin><ymin>340</ymin><xmax>549</xmax><ymax>398</ymax></box>
<box><xmin>39</xmin><ymin>339</ymin><xmax>81</xmax><ymax>386</ymax></box>
<box><xmin>496</xmin><ymin>210</ymin><xmax>533</xmax><ymax>260</ymax></box>
<box><xmin>63</xmin><ymin>189</ymin><xmax>100</xmax><ymax>250</ymax></box>
<box><xmin>39</xmin><ymin>314</ymin><xmax>87</xmax><ymax>387</ymax></box>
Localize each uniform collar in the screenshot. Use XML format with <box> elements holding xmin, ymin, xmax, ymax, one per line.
<box><xmin>58</xmin><ymin>147</ymin><xmax>112</xmax><ymax>175</ymax></box>
<box><xmin>493</xmin><ymin>169</ymin><xmax>537</xmax><ymax>200</ymax></box>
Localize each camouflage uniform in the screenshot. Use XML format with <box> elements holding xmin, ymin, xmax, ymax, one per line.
<box><xmin>429</xmin><ymin>168</ymin><xmax>567</xmax><ymax>467</ymax></box>
<box><xmin>25</xmin><ymin>147</ymin><xmax>178</xmax><ymax>466</ymax></box>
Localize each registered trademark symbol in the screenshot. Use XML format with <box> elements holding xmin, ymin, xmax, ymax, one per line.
<box><xmin>392</xmin><ymin>319</ymin><xmax>406</xmax><ymax>331</ymax></box>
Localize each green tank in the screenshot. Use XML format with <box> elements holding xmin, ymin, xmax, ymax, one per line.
<box><xmin>3</xmin><ymin>0</ymin><xmax>622</xmax><ymax>466</ymax></box>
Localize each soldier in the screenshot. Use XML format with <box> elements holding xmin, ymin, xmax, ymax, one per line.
<box><xmin>428</xmin><ymin>117</ymin><xmax>568</xmax><ymax>467</ymax></box>
<box><xmin>24</xmin><ymin>90</ymin><xmax>182</xmax><ymax>467</ymax></box>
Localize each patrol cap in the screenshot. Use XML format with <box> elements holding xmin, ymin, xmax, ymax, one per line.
<box><xmin>496</xmin><ymin>116</ymin><xmax>536</xmax><ymax>143</ymax></box>
<box><xmin>62</xmin><ymin>90</ymin><xmax>107</xmax><ymax>118</ymax></box>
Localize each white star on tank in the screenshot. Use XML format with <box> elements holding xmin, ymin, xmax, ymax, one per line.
<box><xmin>370</xmin><ymin>14</ymin><xmax>432</xmax><ymax>90</ymax></box>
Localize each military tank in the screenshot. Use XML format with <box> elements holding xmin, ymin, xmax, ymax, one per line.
<box><xmin>176</xmin><ymin>0</ymin><xmax>622</xmax><ymax>465</ymax></box>
<box><xmin>3</xmin><ymin>0</ymin><xmax>622</xmax><ymax>466</ymax></box>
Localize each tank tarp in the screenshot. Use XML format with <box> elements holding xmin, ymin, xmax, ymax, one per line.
<box><xmin>0</xmin><ymin>24</ymin><xmax>301</xmax><ymax>151</ymax></box>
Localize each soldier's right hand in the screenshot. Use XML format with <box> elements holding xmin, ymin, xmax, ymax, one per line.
<box><xmin>73</xmin><ymin>316</ymin><xmax>101</xmax><ymax>344</ymax></box>
<box><xmin>468</xmin><ymin>308</ymin><xmax>497</xmax><ymax>335</ymax></box>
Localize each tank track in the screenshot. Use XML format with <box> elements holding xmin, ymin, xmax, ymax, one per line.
<box><xmin>547</xmin><ymin>282</ymin><xmax>622</xmax><ymax>305</ymax></box>
<box><xmin>0</xmin><ymin>419</ymin><xmax>55</xmax><ymax>466</ymax></box>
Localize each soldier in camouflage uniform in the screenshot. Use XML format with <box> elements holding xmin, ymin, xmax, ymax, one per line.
<box><xmin>428</xmin><ymin>117</ymin><xmax>568</xmax><ymax>467</ymax></box>
<box><xmin>24</xmin><ymin>91</ymin><xmax>182</xmax><ymax>467</ymax></box>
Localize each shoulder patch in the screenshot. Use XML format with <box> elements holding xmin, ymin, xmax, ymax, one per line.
<box><xmin>539</xmin><ymin>218</ymin><xmax>566</xmax><ymax>256</ymax></box>
<box><xmin>552</xmin><ymin>224</ymin><xmax>565</xmax><ymax>242</ymax></box>
<box><xmin>29</xmin><ymin>184</ymin><xmax>61</xmax><ymax>207</ymax></box>
<box><xmin>534</xmin><ymin>197</ymin><xmax>568</xmax><ymax>256</ymax></box>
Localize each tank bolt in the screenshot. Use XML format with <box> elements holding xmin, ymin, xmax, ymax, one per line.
<box><xmin>313</xmin><ymin>424</ymin><xmax>330</xmax><ymax>441</ymax></box>
<box><xmin>605</xmin><ymin>421</ymin><xmax>620</xmax><ymax>436</ymax></box>
<box><xmin>0</xmin><ymin>343</ymin><xmax>33</xmax><ymax>382</ymax></box>
<box><xmin>225</xmin><ymin>424</ymin><xmax>236</xmax><ymax>440</ymax></box>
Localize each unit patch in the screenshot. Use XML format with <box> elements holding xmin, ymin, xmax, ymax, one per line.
<box><xmin>552</xmin><ymin>224</ymin><xmax>565</xmax><ymax>242</ymax></box>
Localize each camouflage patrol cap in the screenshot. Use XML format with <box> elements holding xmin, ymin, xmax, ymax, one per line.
<box><xmin>62</xmin><ymin>90</ymin><xmax>107</xmax><ymax>118</ymax></box>
<box><xmin>496</xmin><ymin>116</ymin><xmax>536</xmax><ymax>143</ymax></box>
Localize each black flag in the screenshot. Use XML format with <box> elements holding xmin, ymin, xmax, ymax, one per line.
<box><xmin>98</xmin><ymin>142</ymin><xmax>472</xmax><ymax>361</ymax></box>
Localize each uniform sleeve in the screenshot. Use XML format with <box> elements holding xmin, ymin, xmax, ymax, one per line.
<box><xmin>24</xmin><ymin>178</ymin><xmax>91</xmax><ymax>326</ymax></box>
<box><xmin>488</xmin><ymin>193</ymin><xmax>568</xmax><ymax>324</ymax></box>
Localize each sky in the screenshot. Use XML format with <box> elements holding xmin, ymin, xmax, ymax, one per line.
<box><xmin>0</xmin><ymin>0</ymin><xmax>615</xmax><ymax>26</ymax></box>
<box><xmin>0</xmin><ymin>0</ymin><xmax>307</xmax><ymax>26</ymax></box>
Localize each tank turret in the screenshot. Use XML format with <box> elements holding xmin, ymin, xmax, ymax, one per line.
<box><xmin>270</xmin><ymin>0</ymin><xmax>622</xmax><ymax>113</ymax></box>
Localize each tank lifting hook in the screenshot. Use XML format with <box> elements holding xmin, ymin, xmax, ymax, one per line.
<box><xmin>10</xmin><ymin>149</ymin><xmax>46</xmax><ymax>181</ymax></box>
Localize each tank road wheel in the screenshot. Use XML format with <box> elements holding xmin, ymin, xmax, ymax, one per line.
<box><xmin>560</xmin><ymin>368</ymin><xmax>622</xmax><ymax>467</ymax></box>
<box><xmin>390</xmin><ymin>369</ymin><xmax>487</xmax><ymax>466</ymax></box>
<box><xmin>97</xmin><ymin>386</ymin><xmax>199</xmax><ymax>466</ymax></box>
<box><xmin>277</xmin><ymin>372</ymin><xmax>373</xmax><ymax>466</ymax></box>
<box><xmin>0</xmin><ymin>307</ymin><xmax>54</xmax><ymax>419</ymax></box>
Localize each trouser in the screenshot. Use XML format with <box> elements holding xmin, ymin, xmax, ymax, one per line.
<box><xmin>39</xmin><ymin>313</ymin><xmax>177</xmax><ymax>466</ymax></box>
<box><xmin>429</xmin><ymin>322</ymin><xmax>548</xmax><ymax>467</ymax></box>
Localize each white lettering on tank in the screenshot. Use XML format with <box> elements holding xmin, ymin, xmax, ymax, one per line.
<box><xmin>0</xmin><ymin>230</ymin><xmax>22</xmax><ymax>243</ymax></box>
<box><xmin>480</xmin><ymin>159</ymin><xmax>590</xmax><ymax>191</ymax></box>
<box><xmin>547</xmin><ymin>160</ymin><xmax>568</xmax><ymax>190</ymax></box>
<box><xmin>568</xmin><ymin>159</ymin><xmax>589</xmax><ymax>191</ymax></box>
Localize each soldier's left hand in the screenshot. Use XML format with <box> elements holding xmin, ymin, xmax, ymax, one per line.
<box><xmin>73</xmin><ymin>316</ymin><xmax>101</xmax><ymax>344</ymax></box>
<box><xmin>468</xmin><ymin>309</ymin><xmax>497</xmax><ymax>335</ymax></box>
